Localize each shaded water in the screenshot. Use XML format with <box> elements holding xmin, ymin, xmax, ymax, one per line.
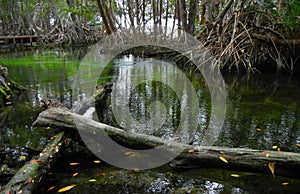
<box><xmin>0</xmin><ymin>49</ymin><xmax>299</xmax><ymax>193</ymax></box>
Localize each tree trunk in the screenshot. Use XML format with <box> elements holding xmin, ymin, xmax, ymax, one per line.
<box><xmin>33</xmin><ymin>106</ymin><xmax>300</xmax><ymax>178</ymax></box>
<box><xmin>96</xmin><ymin>0</ymin><xmax>113</xmax><ymax>34</ymax></box>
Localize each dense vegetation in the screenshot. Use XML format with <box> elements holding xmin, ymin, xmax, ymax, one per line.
<box><xmin>0</xmin><ymin>0</ymin><xmax>299</xmax><ymax>73</ymax></box>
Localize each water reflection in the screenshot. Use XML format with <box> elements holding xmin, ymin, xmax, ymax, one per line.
<box><xmin>110</xmin><ymin>57</ymin><xmax>208</xmax><ymax>145</ymax></box>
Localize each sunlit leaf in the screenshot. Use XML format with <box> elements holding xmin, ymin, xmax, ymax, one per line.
<box><xmin>50</xmin><ymin>136</ymin><xmax>57</xmax><ymax>139</ymax></box>
<box><xmin>231</xmin><ymin>174</ymin><xmax>240</xmax><ymax>177</ymax></box>
<box><xmin>17</xmin><ymin>190</ymin><xmax>22</xmax><ymax>194</ymax></box>
<box><xmin>188</xmin><ymin>149</ymin><xmax>195</xmax><ymax>153</ymax></box>
<box><xmin>272</xmin><ymin>145</ymin><xmax>278</xmax><ymax>149</ymax></box>
<box><xmin>219</xmin><ymin>155</ymin><xmax>229</xmax><ymax>163</ymax></box>
<box><xmin>5</xmin><ymin>102</ymin><xmax>12</xmax><ymax>105</ymax></box>
<box><xmin>7</xmin><ymin>82</ymin><xmax>11</xmax><ymax>85</ymax></box>
<box><xmin>30</xmin><ymin>159</ymin><xmax>42</xmax><ymax>163</ymax></box>
<box><xmin>282</xmin><ymin>182</ymin><xmax>289</xmax><ymax>186</ymax></box>
<box><xmin>296</xmin><ymin>144</ymin><xmax>300</xmax><ymax>147</ymax></box>
<box><xmin>277</xmin><ymin>147</ymin><xmax>281</xmax><ymax>152</ymax></box>
<box><xmin>93</xmin><ymin>160</ymin><xmax>101</xmax><ymax>164</ymax></box>
<box><xmin>69</xmin><ymin>162</ymin><xmax>80</xmax><ymax>166</ymax></box>
<box><xmin>58</xmin><ymin>185</ymin><xmax>76</xmax><ymax>192</ymax></box>
<box><xmin>46</xmin><ymin>126</ymin><xmax>51</xmax><ymax>129</ymax></box>
<box><xmin>88</xmin><ymin>179</ymin><xmax>97</xmax><ymax>182</ymax></box>
<box><xmin>256</xmin><ymin>128</ymin><xmax>262</xmax><ymax>131</ymax></box>
<box><xmin>47</xmin><ymin>186</ymin><xmax>55</xmax><ymax>191</ymax></box>
<box><xmin>6</xmin><ymin>95</ymin><xmax>11</xmax><ymax>99</ymax></box>
<box><xmin>72</xmin><ymin>173</ymin><xmax>79</xmax><ymax>177</ymax></box>
<box><xmin>19</xmin><ymin>156</ymin><xmax>26</xmax><ymax>160</ymax></box>
<box><xmin>102</xmin><ymin>173</ymin><xmax>106</xmax><ymax>176</ymax></box>
<box><xmin>133</xmin><ymin>168</ymin><xmax>140</xmax><ymax>172</ymax></box>
<box><xmin>268</xmin><ymin>162</ymin><xmax>275</xmax><ymax>177</ymax></box>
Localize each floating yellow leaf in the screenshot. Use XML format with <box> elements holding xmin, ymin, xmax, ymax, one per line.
<box><xmin>58</xmin><ymin>185</ymin><xmax>75</xmax><ymax>192</ymax></box>
<box><xmin>219</xmin><ymin>155</ymin><xmax>228</xmax><ymax>163</ymax></box>
<box><xmin>47</xmin><ymin>186</ymin><xmax>55</xmax><ymax>191</ymax></box>
<box><xmin>256</xmin><ymin>128</ymin><xmax>261</xmax><ymax>131</ymax></box>
<box><xmin>277</xmin><ymin>147</ymin><xmax>281</xmax><ymax>152</ymax></box>
<box><xmin>69</xmin><ymin>162</ymin><xmax>80</xmax><ymax>166</ymax></box>
<box><xmin>231</xmin><ymin>174</ymin><xmax>240</xmax><ymax>177</ymax></box>
<box><xmin>93</xmin><ymin>160</ymin><xmax>101</xmax><ymax>164</ymax></box>
<box><xmin>272</xmin><ymin>145</ymin><xmax>278</xmax><ymax>149</ymax></box>
<box><xmin>188</xmin><ymin>149</ymin><xmax>195</xmax><ymax>153</ymax></box>
<box><xmin>73</xmin><ymin>173</ymin><xmax>79</xmax><ymax>177</ymax></box>
<box><xmin>88</xmin><ymin>179</ymin><xmax>97</xmax><ymax>182</ymax></box>
<box><xmin>296</xmin><ymin>144</ymin><xmax>300</xmax><ymax>147</ymax></box>
<box><xmin>19</xmin><ymin>156</ymin><xmax>26</xmax><ymax>161</ymax></box>
<box><xmin>268</xmin><ymin>162</ymin><xmax>275</xmax><ymax>177</ymax></box>
<box><xmin>282</xmin><ymin>182</ymin><xmax>289</xmax><ymax>186</ymax></box>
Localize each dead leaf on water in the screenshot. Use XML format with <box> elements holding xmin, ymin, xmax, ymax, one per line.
<box><xmin>282</xmin><ymin>182</ymin><xmax>289</xmax><ymax>186</ymax></box>
<box><xmin>30</xmin><ymin>159</ymin><xmax>42</xmax><ymax>163</ymax></box>
<box><xmin>47</xmin><ymin>186</ymin><xmax>55</xmax><ymax>191</ymax></box>
<box><xmin>219</xmin><ymin>155</ymin><xmax>228</xmax><ymax>163</ymax></box>
<box><xmin>69</xmin><ymin>162</ymin><xmax>80</xmax><ymax>166</ymax></box>
<box><xmin>58</xmin><ymin>185</ymin><xmax>76</xmax><ymax>192</ymax></box>
<box><xmin>268</xmin><ymin>162</ymin><xmax>275</xmax><ymax>177</ymax></box>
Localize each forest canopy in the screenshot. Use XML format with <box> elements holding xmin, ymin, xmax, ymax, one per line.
<box><xmin>0</xmin><ymin>0</ymin><xmax>299</xmax><ymax>73</ymax></box>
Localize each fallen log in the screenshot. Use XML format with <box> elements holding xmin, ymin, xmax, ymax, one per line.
<box><xmin>1</xmin><ymin>132</ymin><xmax>64</xmax><ymax>194</ymax></box>
<box><xmin>33</xmin><ymin>106</ymin><xmax>300</xmax><ymax>178</ymax></box>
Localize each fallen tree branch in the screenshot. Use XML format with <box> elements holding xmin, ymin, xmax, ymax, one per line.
<box><xmin>33</xmin><ymin>107</ymin><xmax>300</xmax><ymax>178</ymax></box>
<box><xmin>1</xmin><ymin>132</ymin><xmax>64</xmax><ymax>194</ymax></box>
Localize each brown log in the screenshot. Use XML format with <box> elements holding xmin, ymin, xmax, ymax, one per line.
<box><xmin>33</xmin><ymin>107</ymin><xmax>300</xmax><ymax>178</ymax></box>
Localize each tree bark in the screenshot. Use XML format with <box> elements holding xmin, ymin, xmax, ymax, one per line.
<box><xmin>33</xmin><ymin>106</ymin><xmax>300</xmax><ymax>178</ymax></box>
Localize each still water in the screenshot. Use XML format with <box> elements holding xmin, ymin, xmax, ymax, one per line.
<box><xmin>0</xmin><ymin>48</ymin><xmax>299</xmax><ymax>193</ymax></box>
